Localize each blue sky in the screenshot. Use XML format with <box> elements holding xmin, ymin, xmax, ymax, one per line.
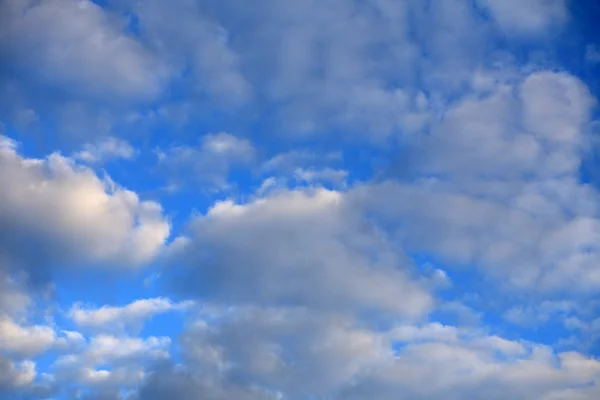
<box><xmin>1</xmin><ymin>0</ymin><xmax>600</xmax><ymax>399</ymax></box>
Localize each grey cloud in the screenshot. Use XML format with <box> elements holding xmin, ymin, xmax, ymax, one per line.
<box><xmin>355</xmin><ymin>71</ymin><xmax>600</xmax><ymax>293</ymax></box>
<box><xmin>133</xmin><ymin>363</ymin><xmax>277</xmax><ymax>400</ymax></box>
<box><xmin>179</xmin><ymin>306</ymin><xmax>391</xmax><ymax>398</ymax></box>
<box><xmin>113</xmin><ymin>0</ymin><xmax>499</xmax><ymax>137</ymax></box>
<box><xmin>0</xmin><ymin>0</ymin><xmax>168</xmax><ymax>102</ymax></box>
<box><xmin>123</xmin><ymin>312</ymin><xmax>600</xmax><ymax>400</ymax></box>
<box><xmin>168</xmin><ymin>188</ymin><xmax>433</xmax><ymax>317</ymax></box>
<box><xmin>476</xmin><ymin>0</ymin><xmax>568</xmax><ymax>36</ymax></box>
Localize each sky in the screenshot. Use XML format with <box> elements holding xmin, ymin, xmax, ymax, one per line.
<box><xmin>1</xmin><ymin>0</ymin><xmax>600</xmax><ymax>399</ymax></box>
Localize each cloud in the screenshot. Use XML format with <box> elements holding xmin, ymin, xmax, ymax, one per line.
<box><xmin>356</xmin><ymin>71</ymin><xmax>600</xmax><ymax>293</ymax></box>
<box><xmin>293</xmin><ymin>167</ymin><xmax>348</xmax><ymax>186</ymax></box>
<box><xmin>585</xmin><ymin>45</ymin><xmax>600</xmax><ymax>64</ymax></box>
<box><xmin>155</xmin><ymin>132</ymin><xmax>256</xmax><ymax>191</ymax></box>
<box><xmin>259</xmin><ymin>149</ymin><xmax>343</xmax><ymax>176</ymax></box>
<box><xmin>168</xmin><ymin>187</ymin><xmax>433</xmax><ymax>317</ymax></box>
<box><xmin>476</xmin><ymin>0</ymin><xmax>568</xmax><ymax>36</ymax></box>
<box><xmin>119</xmin><ymin>0</ymin><xmax>252</xmax><ymax>105</ymax></box>
<box><xmin>111</xmin><ymin>0</ymin><xmax>496</xmax><ymax>137</ymax></box>
<box><xmin>69</xmin><ymin>297</ymin><xmax>193</xmax><ymax>334</ymax></box>
<box><xmin>58</xmin><ymin>335</ymin><xmax>170</xmax><ymax>368</ymax></box>
<box><xmin>52</xmin><ymin>334</ymin><xmax>171</xmax><ymax>392</ymax></box>
<box><xmin>180</xmin><ymin>306</ymin><xmax>392</xmax><ymax>397</ymax></box>
<box><xmin>133</xmin><ymin>362</ymin><xmax>277</xmax><ymax>400</ymax></box>
<box><xmin>0</xmin><ymin>138</ymin><xmax>170</xmax><ymax>277</ymax></box>
<box><xmin>73</xmin><ymin>137</ymin><xmax>137</xmax><ymax>164</ymax></box>
<box><xmin>0</xmin><ymin>0</ymin><xmax>168</xmax><ymax>101</ymax></box>
<box><xmin>1</xmin><ymin>1</ymin><xmax>599</xmax><ymax>399</ymax></box>
<box><xmin>118</xmin><ymin>309</ymin><xmax>600</xmax><ymax>400</ymax></box>
<box><xmin>0</xmin><ymin>318</ymin><xmax>56</xmax><ymax>358</ymax></box>
<box><xmin>339</xmin><ymin>330</ymin><xmax>600</xmax><ymax>400</ymax></box>
<box><xmin>0</xmin><ymin>357</ymin><xmax>37</xmax><ymax>400</ymax></box>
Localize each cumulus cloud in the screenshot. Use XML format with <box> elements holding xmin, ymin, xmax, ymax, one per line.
<box><xmin>476</xmin><ymin>0</ymin><xmax>568</xmax><ymax>36</ymax></box>
<box><xmin>110</xmin><ymin>0</ymin><xmax>495</xmax><ymax>136</ymax></box>
<box><xmin>357</xmin><ymin>71</ymin><xmax>600</xmax><ymax>293</ymax></box>
<box><xmin>51</xmin><ymin>334</ymin><xmax>171</xmax><ymax>394</ymax></box>
<box><xmin>0</xmin><ymin>356</ymin><xmax>36</xmax><ymax>390</ymax></box>
<box><xmin>0</xmin><ymin>138</ymin><xmax>170</xmax><ymax>276</ymax></box>
<box><xmin>1</xmin><ymin>1</ymin><xmax>599</xmax><ymax>399</ymax></box>
<box><xmin>169</xmin><ymin>188</ymin><xmax>433</xmax><ymax>317</ymax></box>
<box><xmin>0</xmin><ymin>318</ymin><xmax>57</xmax><ymax>358</ymax></box>
<box><xmin>69</xmin><ymin>297</ymin><xmax>194</xmax><ymax>333</ymax></box>
<box><xmin>133</xmin><ymin>363</ymin><xmax>277</xmax><ymax>400</ymax></box>
<box><xmin>0</xmin><ymin>0</ymin><xmax>168</xmax><ymax>101</ymax></box>
<box><xmin>155</xmin><ymin>132</ymin><xmax>256</xmax><ymax>191</ymax></box>
<box><xmin>339</xmin><ymin>328</ymin><xmax>600</xmax><ymax>400</ymax></box>
<box><xmin>73</xmin><ymin>137</ymin><xmax>137</xmax><ymax>164</ymax></box>
<box><xmin>118</xmin><ymin>309</ymin><xmax>600</xmax><ymax>400</ymax></box>
<box><xmin>180</xmin><ymin>306</ymin><xmax>392</xmax><ymax>397</ymax></box>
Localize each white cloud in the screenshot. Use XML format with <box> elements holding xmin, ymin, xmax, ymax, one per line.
<box><xmin>0</xmin><ymin>318</ymin><xmax>56</xmax><ymax>358</ymax></box>
<box><xmin>293</xmin><ymin>167</ymin><xmax>348</xmax><ymax>186</ymax></box>
<box><xmin>128</xmin><ymin>307</ymin><xmax>600</xmax><ymax>400</ymax></box>
<box><xmin>77</xmin><ymin>335</ymin><xmax>170</xmax><ymax>366</ymax></box>
<box><xmin>0</xmin><ymin>0</ymin><xmax>168</xmax><ymax>101</ymax></box>
<box><xmin>586</xmin><ymin>45</ymin><xmax>600</xmax><ymax>64</ymax></box>
<box><xmin>0</xmin><ymin>317</ymin><xmax>85</xmax><ymax>359</ymax></box>
<box><xmin>476</xmin><ymin>0</ymin><xmax>568</xmax><ymax>36</ymax></box>
<box><xmin>133</xmin><ymin>0</ymin><xmax>251</xmax><ymax>105</ymax></box>
<box><xmin>156</xmin><ymin>132</ymin><xmax>256</xmax><ymax>191</ymax></box>
<box><xmin>169</xmin><ymin>187</ymin><xmax>433</xmax><ymax>317</ymax></box>
<box><xmin>73</xmin><ymin>137</ymin><xmax>137</xmax><ymax>164</ymax></box>
<box><xmin>260</xmin><ymin>150</ymin><xmax>343</xmax><ymax>176</ymax></box>
<box><xmin>52</xmin><ymin>334</ymin><xmax>170</xmax><ymax>393</ymax></box>
<box><xmin>356</xmin><ymin>71</ymin><xmax>600</xmax><ymax>293</ymax></box>
<box><xmin>340</xmin><ymin>336</ymin><xmax>600</xmax><ymax>400</ymax></box>
<box><xmin>0</xmin><ymin>140</ymin><xmax>170</xmax><ymax>272</ymax></box>
<box><xmin>114</xmin><ymin>0</ymin><xmax>492</xmax><ymax>136</ymax></box>
<box><xmin>69</xmin><ymin>297</ymin><xmax>193</xmax><ymax>333</ymax></box>
<box><xmin>180</xmin><ymin>306</ymin><xmax>391</xmax><ymax>397</ymax></box>
<box><xmin>0</xmin><ymin>135</ymin><xmax>17</xmax><ymax>149</ymax></box>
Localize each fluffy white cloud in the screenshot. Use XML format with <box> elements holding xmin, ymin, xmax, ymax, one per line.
<box><xmin>169</xmin><ymin>187</ymin><xmax>433</xmax><ymax>317</ymax></box>
<box><xmin>49</xmin><ymin>333</ymin><xmax>170</xmax><ymax>395</ymax></box>
<box><xmin>111</xmin><ymin>0</ymin><xmax>495</xmax><ymax>136</ymax></box>
<box><xmin>180</xmin><ymin>306</ymin><xmax>392</xmax><ymax>396</ymax></box>
<box><xmin>476</xmin><ymin>0</ymin><xmax>568</xmax><ymax>36</ymax></box>
<box><xmin>67</xmin><ymin>335</ymin><xmax>170</xmax><ymax>367</ymax></box>
<box><xmin>73</xmin><ymin>137</ymin><xmax>137</xmax><ymax>164</ymax></box>
<box><xmin>0</xmin><ymin>0</ymin><xmax>168</xmax><ymax>101</ymax></box>
<box><xmin>356</xmin><ymin>71</ymin><xmax>600</xmax><ymax>293</ymax></box>
<box><xmin>293</xmin><ymin>167</ymin><xmax>348</xmax><ymax>186</ymax></box>
<box><xmin>0</xmin><ymin>138</ymin><xmax>170</xmax><ymax>273</ymax></box>
<box><xmin>0</xmin><ymin>317</ymin><xmax>85</xmax><ymax>359</ymax></box>
<box><xmin>0</xmin><ymin>318</ymin><xmax>56</xmax><ymax>358</ymax></box>
<box><xmin>339</xmin><ymin>330</ymin><xmax>600</xmax><ymax>400</ymax></box>
<box><xmin>156</xmin><ymin>132</ymin><xmax>256</xmax><ymax>191</ymax></box>
<box><xmin>124</xmin><ymin>308</ymin><xmax>600</xmax><ymax>400</ymax></box>
<box><xmin>69</xmin><ymin>297</ymin><xmax>193</xmax><ymax>333</ymax></box>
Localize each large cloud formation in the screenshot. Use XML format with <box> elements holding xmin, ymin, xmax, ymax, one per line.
<box><xmin>1</xmin><ymin>0</ymin><xmax>600</xmax><ymax>399</ymax></box>
<box><xmin>0</xmin><ymin>137</ymin><xmax>170</xmax><ymax>275</ymax></box>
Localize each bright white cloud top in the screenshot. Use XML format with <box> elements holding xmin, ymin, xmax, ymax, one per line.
<box><xmin>1</xmin><ymin>0</ymin><xmax>600</xmax><ymax>399</ymax></box>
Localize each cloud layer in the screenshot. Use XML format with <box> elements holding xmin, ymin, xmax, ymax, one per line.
<box><xmin>1</xmin><ymin>0</ymin><xmax>600</xmax><ymax>399</ymax></box>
